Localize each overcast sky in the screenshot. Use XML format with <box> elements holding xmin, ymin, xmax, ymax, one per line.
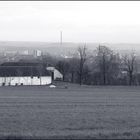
<box><xmin>0</xmin><ymin>1</ymin><xmax>140</xmax><ymax>43</ymax></box>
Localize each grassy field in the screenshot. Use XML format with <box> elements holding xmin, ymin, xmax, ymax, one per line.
<box><xmin>0</xmin><ymin>84</ymin><xmax>140</xmax><ymax>139</ymax></box>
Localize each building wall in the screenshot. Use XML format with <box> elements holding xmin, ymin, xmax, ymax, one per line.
<box><xmin>0</xmin><ymin>76</ymin><xmax>52</xmax><ymax>86</ymax></box>
<box><xmin>46</xmin><ymin>67</ymin><xmax>63</xmax><ymax>80</ymax></box>
<box><xmin>54</xmin><ymin>69</ymin><xmax>63</xmax><ymax>80</ymax></box>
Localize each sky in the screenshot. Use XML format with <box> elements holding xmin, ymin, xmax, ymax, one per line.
<box><xmin>0</xmin><ymin>1</ymin><xmax>140</xmax><ymax>43</ymax></box>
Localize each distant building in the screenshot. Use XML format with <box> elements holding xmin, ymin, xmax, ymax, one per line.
<box><xmin>20</xmin><ymin>50</ymin><xmax>29</xmax><ymax>55</ymax></box>
<box><xmin>4</xmin><ymin>50</ymin><xmax>18</xmax><ymax>57</ymax></box>
<box><xmin>34</xmin><ymin>50</ymin><xmax>42</xmax><ymax>57</ymax></box>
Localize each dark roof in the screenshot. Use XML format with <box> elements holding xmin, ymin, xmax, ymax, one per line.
<box><xmin>1</xmin><ymin>62</ymin><xmax>40</xmax><ymax>67</ymax></box>
<box><xmin>0</xmin><ymin>62</ymin><xmax>51</xmax><ymax>77</ymax></box>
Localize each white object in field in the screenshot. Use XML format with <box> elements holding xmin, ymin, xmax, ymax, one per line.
<box><xmin>46</xmin><ymin>67</ymin><xmax>63</xmax><ymax>80</ymax></box>
<box><xmin>0</xmin><ymin>76</ymin><xmax>52</xmax><ymax>86</ymax></box>
<box><xmin>49</xmin><ymin>85</ymin><xmax>56</xmax><ymax>88</ymax></box>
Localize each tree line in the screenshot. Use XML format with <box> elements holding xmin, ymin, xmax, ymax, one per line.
<box><xmin>42</xmin><ymin>45</ymin><xmax>140</xmax><ymax>86</ymax></box>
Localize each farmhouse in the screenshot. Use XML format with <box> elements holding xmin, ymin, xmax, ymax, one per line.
<box><xmin>0</xmin><ymin>62</ymin><xmax>63</xmax><ymax>86</ymax></box>
<box><xmin>0</xmin><ymin>62</ymin><xmax>52</xmax><ymax>86</ymax></box>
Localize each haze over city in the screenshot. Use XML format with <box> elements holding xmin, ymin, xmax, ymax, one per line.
<box><xmin>0</xmin><ymin>1</ymin><xmax>140</xmax><ymax>48</ymax></box>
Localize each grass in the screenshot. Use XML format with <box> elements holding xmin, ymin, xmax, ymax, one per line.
<box><xmin>0</xmin><ymin>84</ymin><xmax>140</xmax><ymax>139</ymax></box>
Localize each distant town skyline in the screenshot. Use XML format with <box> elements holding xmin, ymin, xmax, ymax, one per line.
<box><xmin>0</xmin><ymin>1</ymin><xmax>140</xmax><ymax>45</ymax></box>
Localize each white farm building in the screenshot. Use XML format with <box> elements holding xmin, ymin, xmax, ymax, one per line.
<box><xmin>0</xmin><ymin>62</ymin><xmax>63</xmax><ymax>86</ymax></box>
<box><xmin>0</xmin><ymin>62</ymin><xmax>52</xmax><ymax>86</ymax></box>
<box><xmin>0</xmin><ymin>76</ymin><xmax>52</xmax><ymax>86</ymax></box>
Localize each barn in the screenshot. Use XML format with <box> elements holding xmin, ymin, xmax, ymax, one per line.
<box><xmin>0</xmin><ymin>62</ymin><xmax>52</xmax><ymax>86</ymax></box>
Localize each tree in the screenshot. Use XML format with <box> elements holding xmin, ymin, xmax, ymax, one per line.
<box><xmin>94</xmin><ymin>45</ymin><xmax>121</xmax><ymax>85</ymax></box>
<box><xmin>94</xmin><ymin>45</ymin><xmax>112</xmax><ymax>85</ymax></box>
<box><xmin>123</xmin><ymin>51</ymin><xmax>137</xmax><ymax>85</ymax></box>
<box><xmin>82</xmin><ymin>64</ymin><xmax>91</xmax><ymax>85</ymax></box>
<box><xmin>56</xmin><ymin>59</ymin><xmax>70</xmax><ymax>81</ymax></box>
<box><xmin>41</xmin><ymin>54</ymin><xmax>57</xmax><ymax>67</ymax></box>
<box><xmin>77</xmin><ymin>45</ymin><xmax>87</xmax><ymax>85</ymax></box>
<box><xmin>68</xmin><ymin>57</ymin><xmax>79</xmax><ymax>83</ymax></box>
<box><xmin>107</xmin><ymin>52</ymin><xmax>121</xmax><ymax>85</ymax></box>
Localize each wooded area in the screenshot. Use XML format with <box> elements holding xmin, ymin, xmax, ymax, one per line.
<box><xmin>46</xmin><ymin>45</ymin><xmax>140</xmax><ymax>86</ymax></box>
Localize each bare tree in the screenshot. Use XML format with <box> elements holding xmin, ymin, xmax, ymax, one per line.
<box><xmin>94</xmin><ymin>45</ymin><xmax>120</xmax><ymax>85</ymax></box>
<box><xmin>68</xmin><ymin>57</ymin><xmax>79</xmax><ymax>83</ymax></box>
<box><xmin>95</xmin><ymin>45</ymin><xmax>110</xmax><ymax>85</ymax></box>
<box><xmin>56</xmin><ymin>59</ymin><xmax>70</xmax><ymax>81</ymax></box>
<box><xmin>107</xmin><ymin>52</ymin><xmax>121</xmax><ymax>85</ymax></box>
<box><xmin>123</xmin><ymin>51</ymin><xmax>137</xmax><ymax>85</ymax></box>
<box><xmin>77</xmin><ymin>45</ymin><xmax>87</xmax><ymax>85</ymax></box>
